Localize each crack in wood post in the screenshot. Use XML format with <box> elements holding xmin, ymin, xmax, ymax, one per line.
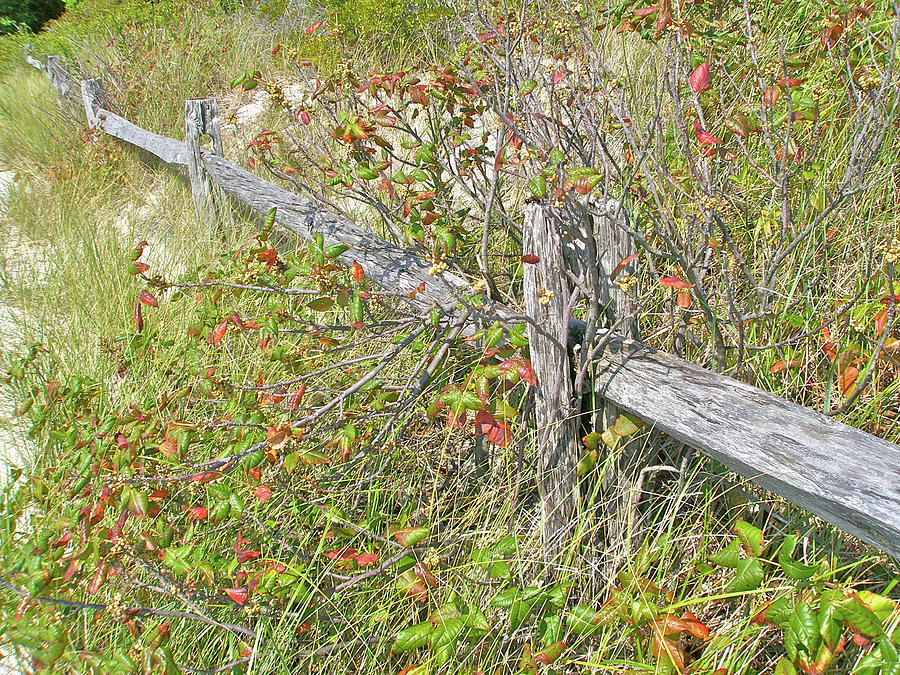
<box><xmin>185</xmin><ymin>99</ymin><xmax>224</xmax><ymax>227</ymax></box>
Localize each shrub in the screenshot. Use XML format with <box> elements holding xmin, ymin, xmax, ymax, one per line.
<box><xmin>0</xmin><ymin>0</ymin><xmax>65</xmax><ymax>33</ymax></box>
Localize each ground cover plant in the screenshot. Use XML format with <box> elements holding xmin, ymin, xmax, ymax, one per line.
<box><xmin>0</xmin><ymin>0</ymin><xmax>899</xmax><ymax>672</ymax></box>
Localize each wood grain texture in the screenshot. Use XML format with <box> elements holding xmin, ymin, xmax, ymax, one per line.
<box><xmin>523</xmin><ymin>204</ymin><xmax>578</xmax><ymax>562</ymax></box>
<box><xmin>185</xmin><ymin>99</ymin><xmax>223</xmax><ymax>226</ymax></box>
<box><xmin>593</xmin><ymin>335</ymin><xmax>900</xmax><ymax>559</ymax></box>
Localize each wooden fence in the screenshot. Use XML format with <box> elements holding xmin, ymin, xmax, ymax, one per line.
<box><xmin>24</xmin><ymin>51</ymin><xmax>900</xmax><ymax>561</ymax></box>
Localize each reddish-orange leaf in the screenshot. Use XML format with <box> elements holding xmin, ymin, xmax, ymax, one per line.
<box><xmin>521</xmin><ymin>254</ymin><xmax>540</xmax><ymax>264</ymax></box>
<box><xmin>693</xmin><ymin>119</ymin><xmax>721</xmax><ymax>145</ymax></box>
<box><xmin>138</xmin><ymin>290</ymin><xmax>159</xmax><ymax>307</ymax></box>
<box><xmin>210</xmin><ymin>318</ymin><xmax>228</xmax><ymax>346</ymax></box>
<box><xmin>660</xmin><ymin>276</ymin><xmax>694</xmax><ymax>289</ymax></box>
<box><xmin>762</xmin><ymin>86</ymin><xmax>780</xmax><ymax>107</ymax></box>
<box><xmin>351</xmin><ymin>260</ymin><xmax>365</xmax><ymax>282</ymax></box>
<box><xmin>413</xmin><ymin>562</ymin><xmax>438</xmax><ymax>587</ymax></box>
<box><xmin>689</xmin><ymin>62</ymin><xmax>711</xmax><ymax>94</ymax></box>
<box><xmin>88</xmin><ymin>561</ymin><xmax>107</xmax><ymax>594</ymax></box>
<box><xmin>284</xmin><ymin>384</ymin><xmax>306</xmax><ymax>410</ymax></box>
<box><xmin>253</xmin><ymin>485</ymin><xmax>272</xmax><ymax>503</ymax></box>
<box><xmin>133</xmin><ymin>261</ymin><xmax>150</xmax><ymax>274</ymax></box>
<box><xmin>611</xmin><ymin>253</ymin><xmax>638</xmax><ymax>280</ymax></box>
<box><xmin>676</xmin><ymin>290</ymin><xmax>692</xmax><ymax>309</ymax></box>
<box><xmin>325</xmin><ymin>546</ymin><xmax>359</xmax><ymax>561</ymax></box>
<box><xmin>188</xmin><ymin>506</ymin><xmax>208</xmax><ymax>520</ymax></box>
<box><xmin>821</xmin><ymin>327</ymin><xmax>837</xmax><ymax>361</ymax></box>
<box><xmin>158</xmin><ymin>437</ymin><xmax>178</xmax><ymax>457</ymax></box>
<box><xmin>355</xmin><ymin>553</ymin><xmax>378</xmax><ymax>567</ymax></box>
<box><xmin>188</xmin><ymin>471</ymin><xmax>222</xmax><ymax>483</ymax></box>
<box><xmin>305</xmin><ymin>20</ymin><xmax>324</xmax><ymax>34</ymax></box>
<box><xmin>224</xmin><ymin>587</ymin><xmax>248</xmax><ymax>605</ymax></box>
<box><xmin>875</xmin><ymin>308</ymin><xmax>888</xmax><ymax>337</ymax></box>
<box><xmin>839</xmin><ymin>365</ymin><xmax>859</xmax><ymax>396</ymax></box>
<box><xmin>880</xmin><ymin>294</ymin><xmax>900</xmax><ymax>305</ymax></box>
<box><xmin>474</xmin><ymin>410</ymin><xmax>496</xmax><ymax>435</ymax></box>
<box><xmin>769</xmin><ymin>359</ymin><xmax>802</xmax><ymax>374</ymax></box>
<box><xmin>498</xmin><ymin>357</ymin><xmax>538</xmax><ymax>387</ymax></box>
<box><xmin>133</xmin><ymin>302</ymin><xmax>144</xmax><ymax>333</ymax></box>
<box><xmin>651</xmin><ymin>632</ymin><xmax>686</xmax><ymax>673</ymax></box>
<box><xmin>487</xmin><ymin>420</ymin><xmax>512</xmax><ymax>447</ymax></box>
<box><xmin>446</xmin><ymin>408</ymin><xmax>467</xmax><ymax>428</ymax></box>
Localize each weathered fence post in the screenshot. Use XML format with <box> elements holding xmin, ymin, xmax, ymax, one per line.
<box><xmin>80</xmin><ymin>78</ymin><xmax>109</xmax><ymax>129</ymax></box>
<box><xmin>522</xmin><ymin>203</ymin><xmax>579</xmax><ymax>566</ymax></box>
<box><xmin>46</xmin><ymin>56</ymin><xmax>70</xmax><ymax>98</ymax></box>
<box><xmin>184</xmin><ymin>98</ymin><xmax>224</xmax><ymax>227</ymax></box>
<box><xmin>586</xmin><ymin>200</ymin><xmax>650</xmax><ymax>576</ymax></box>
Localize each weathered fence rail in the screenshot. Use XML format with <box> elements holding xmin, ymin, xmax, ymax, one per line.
<box><xmin>26</xmin><ymin>53</ymin><xmax>900</xmax><ymax>560</ymax></box>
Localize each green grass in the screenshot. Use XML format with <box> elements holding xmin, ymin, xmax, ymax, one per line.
<box><xmin>0</xmin><ymin>0</ymin><xmax>898</xmax><ymax>673</ymax></box>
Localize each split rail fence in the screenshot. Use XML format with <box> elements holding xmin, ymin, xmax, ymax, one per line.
<box><xmin>24</xmin><ymin>50</ymin><xmax>900</xmax><ymax>561</ymax></box>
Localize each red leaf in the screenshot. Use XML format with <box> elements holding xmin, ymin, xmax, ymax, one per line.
<box><xmin>355</xmin><ymin>553</ymin><xmax>378</xmax><ymax>567</ymax></box>
<box><xmin>132</xmin><ymin>261</ymin><xmax>150</xmax><ymax>274</ymax></box>
<box><xmin>325</xmin><ymin>546</ymin><xmax>359</xmax><ymax>561</ymax></box>
<box><xmin>762</xmin><ymin>86</ymin><xmax>780</xmax><ymax>107</ymax></box>
<box><xmin>551</xmin><ymin>70</ymin><xmax>565</xmax><ymax>85</ymax></box>
<box><xmin>284</xmin><ymin>384</ymin><xmax>306</xmax><ymax>410</ymax></box>
<box><xmin>138</xmin><ymin>290</ymin><xmax>159</xmax><ymax>307</ymax></box>
<box><xmin>689</xmin><ymin>62</ymin><xmax>711</xmax><ymax>94</ymax></box>
<box><xmin>880</xmin><ymin>294</ymin><xmax>900</xmax><ymax>305</ymax></box>
<box><xmin>769</xmin><ymin>359</ymin><xmax>802</xmax><ymax>374</ymax></box>
<box><xmin>447</xmin><ymin>409</ymin><xmax>467</xmax><ymax>428</ymax></box>
<box><xmin>676</xmin><ymin>290</ymin><xmax>692</xmax><ymax>309</ymax></box>
<box><xmin>693</xmin><ymin>120</ymin><xmax>721</xmax><ymax>145</ymax></box>
<box><xmin>88</xmin><ymin>561</ymin><xmax>107</xmax><ymax>594</ymax></box>
<box><xmin>253</xmin><ymin>485</ymin><xmax>272</xmax><ymax>503</ymax></box>
<box><xmin>611</xmin><ymin>253</ymin><xmax>638</xmax><ymax>280</ymax></box>
<box><xmin>474</xmin><ymin>410</ymin><xmax>496</xmax><ymax>435</ymax></box>
<box><xmin>299</xmin><ymin>110</ymin><xmax>311</xmax><ymax>125</ymax></box>
<box><xmin>188</xmin><ymin>471</ymin><xmax>222</xmax><ymax>483</ymax></box>
<box><xmin>875</xmin><ymin>308</ymin><xmax>888</xmax><ymax>337</ymax></box>
<box><xmin>305</xmin><ymin>20</ymin><xmax>324</xmax><ymax>34</ymax></box>
<box><xmin>210</xmin><ymin>319</ymin><xmax>228</xmax><ymax>346</ymax></box>
<box><xmin>521</xmin><ymin>254</ymin><xmax>540</xmax><ymax>264</ymax></box>
<box><xmin>236</xmin><ymin>549</ymin><xmax>260</xmax><ymax>563</ymax></box>
<box><xmin>660</xmin><ymin>276</ymin><xmax>694</xmax><ymax>289</ymax></box>
<box><xmin>351</xmin><ymin>260</ymin><xmax>365</xmax><ymax>282</ymax></box>
<box><xmin>224</xmin><ymin>587</ymin><xmax>248</xmax><ymax>605</ymax></box>
<box><xmin>486</xmin><ymin>420</ymin><xmax>512</xmax><ymax>447</ymax></box>
<box><xmin>188</xmin><ymin>506</ymin><xmax>208</xmax><ymax>520</ymax></box>
<box><xmin>133</xmin><ymin>302</ymin><xmax>143</xmax><ymax>333</ymax></box>
<box><xmin>413</xmin><ymin>562</ymin><xmax>438</xmax><ymax>587</ymax></box>
<box><xmin>498</xmin><ymin>357</ymin><xmax>538</xmax><ymax>387</ymax></box>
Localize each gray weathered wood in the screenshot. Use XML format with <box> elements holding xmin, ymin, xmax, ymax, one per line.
<box><xmin>593</xmin><ymin>336</ymin><xmax>900</xmax><ymax>560</ymax></box>
<box><xmin>80</xmin><ymin>79</ymin><xmax>110</xmax><ymax>131</ymax></box>
<box><xmin>185</xmin><ymin>99</ymin><xmax>224</xmax><ymax>226</ymax></box>
<box><xmin>523</xmin><ymin>204</ymin><xmax>578</xmax><ymax>563</ymax></box>
<box><xmin>46</xmin><ymin>56</ymin><xmax>70</xmax><ymax>98</ymax></box>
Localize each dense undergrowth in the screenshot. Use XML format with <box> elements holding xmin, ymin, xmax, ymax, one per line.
<box><xmin>0</xmin><ymin>0</ymin><xmax>899</xmax><ymax>672</ymax></box>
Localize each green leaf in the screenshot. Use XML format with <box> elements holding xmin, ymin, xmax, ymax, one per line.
<box><xmin>786</xmin><ymin>602</ymin><xmax>821</xmax><ymax>660</ymax></box>
<box><xmin>431</xmin><ymin>616</ymin><xmax>465</xmax><ymax>649</ymax></box>
<box><xmin>836</xmin><ymin>596</ymin><xmax>884</xmax><ymax>638</ymax></box>
<box><xmin>491</xmin><ymin>588</ymin><xmax>520</xmax><ymax>608</ymax></box>
<box><xmin>710</xmin><ymin>539</ymin><xmax>741</xmax><ymax>568</ymax></box>
<box><xmin>540</xmin><ymin>614</ymin><xmax>564</xmax><ymax>644</ymax></box>
<box><xmin>567</xmin><ymin>605</ymin><xmax>604</xmax><ymax>636</ymax></box>
<box><xmin>612</xmin><ymin>413</ymin><xmax>643</xmax><ymax>437</ymax></box>
<box><xmin>774</xmin><ymin>657</ymin><xmax>797</xmax><ymax>675</ymax></box>
<box><xmin>777</xmin><ymin>535</ymin><xmax>817</xmax><ymax>580</ymax></box>
<box><xmin>550</xmin><ymin>149</ymin><xmax>565</xmax><ymax>164</ymax></box>
<box><xmin>519</xmin><ymin>79</ymin><xmax>537</xmax><ymax>96</ymax></box>
<box><xmin>392</xmin><ymin>621</ymin><xmax>434</xmax><ymax>653</ymax></box>
<box><xmin>306</xmin><ymin>297</ymin><xmax>335</xmax><ymax>312</ymax></box>
<box><xmin>324</xmin><ymin>243</ymin><xmax>349</xmax><ymax>259</ymax></box>
<box><xmin>528</xmin><ymin>174</ymin><xmax>547</xmax><ymax>198</ymax></box>
<box><xmin>734</xmin><ymin>520</ymin><xmax>766</xmax><ymax>556</ymax></box>
<box><xmin>495</xmin><ymin>536</ymin><xmax>518</xmax><ymax>556</ymax></box>
<box><xmin>724</xmin><ymin>557</ymin><xmax>764</xmax><ymax>594</ymax></box>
